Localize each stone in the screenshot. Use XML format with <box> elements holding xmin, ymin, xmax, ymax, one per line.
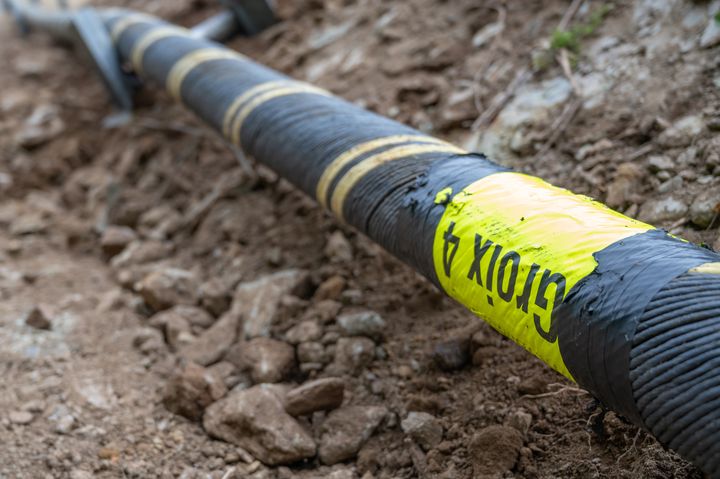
<box><xmin>605</xmin><ymin>163</ymin><xmax>643</xmax><ymax>209</ymax></box>
<box><xmin>507</xmin><ymin>409</ymin><xmax>533</xmax><ymax>436</ymax></box>
<box><xmin>203</xmin><ymin>385</ymin><xmax>316</xmax><ymax>465</ymax></box>
<box><xmin>132</xmin><ymin>327</ymin><xmax>166</xmax><ymax>355</ymax></box>
<box><xmin>314</xmin><ymin>275</ymin><xmax>346</xmax><ymax>301</ymax></box>
<box><xmin>401</xmin><ymin>412</ymin><xmax>443</xmax><ymax>451</ymax></box>
<box><xmin>517</xmin><ymin>376</ymin><xmax>547</xmax><ymax>396</ymax></box>
<box><xmin>164</xmin><ymin>314</ymin><xmax>195</xmax><ymax>351</ymax></box>
<box><xmin>325</xmin><ymin>231</ymin><xmax>353</xmax><ymax>262</ymax></box>
<box><xmin>9</xmin><ymin>410</ymin><xmax>33</xmax><ymax>425</ymax></box>
<box><xmin>647</xmin><ymin>155</ymin><xmax>674</xmax><ymax>173</ymax></box>
<box><xmin>432</xmin><ymin>337</ymin><xmax>471</xmax><ymax>371</ymax></box>
<box><xmin>658</xmin><ymin>116</ymin><xmax>706</xmax><ymax>147</ymax></box>
<box><xmin>151</xmin><ymin>305</ymin><xmax>215</xmax><ymax>335</ymax></box>
<box><xmin>701</xmin><ymin>17</ymin><xmax>720</xmax><ymax>49</ymax></box>
<box><xmin>638</xmin><ymin>197</ymin><xmax>688</xmax><ymax>224</ymax></box>
<box><xmin>469</xmin><ymin>425</ymin><xmax>523</xmax><ymax>477</ymax></box>
<box><xmin>285</xmin><ymin>320</ymin><xmax>322</xmax><ymax>344</ymax></box>
<box><xmin>163</xmin><ymin>361</ymin><xmax>227</xmax><ymax>421</ymax></box>
<box><xmin>333</xmin><ymin>337</ymin><xmax>375</xmax><ymax>373</ymax></box>
<box><xmin>297</xmin><ymin>342</ymin><xmax>330</xmax><ymax>364</ymax></box>
<box><xmin>318</xmin><ymin>405</ymin><xmax>388</xmax><ymax>465</ymax></box>
<box><xmin>689</xmin><ymin>186</ymin><xmax>720</xmax><ymax>228</ymax></box>
<box><xmin>25</xmin><ymin>306</ymin><xmax>51</xmax><ymax>330</ymax></box>
<box><xmin>110</xmin><ymin>240</ymin><xmax>173</xmax><ymax>269</ymax></box>
<box><xmin>100</xmin><ymin>226</ymin><xmax>137</xmax><ymax>257</ymax></box>
<box><xmin>136</xmin><ymin>268</ymin><xmax>199</xmax><ymax>311</ymax></box>
<box><xmin>15</xmin><ymin>104</ymin><xmax>65</xmax><ymax>148</ymax></box>
<box><xmin>231</xmin><ymin>270</ymin><xmax>309</xmax><ymax>339</ymax></box>
<box><xmin>284</xmin><ymin>378</ymin><xmax>345</xmax><ymax>416</ymax></box>
<box><xmin>200</xmin><ymin>278</ymin><xmax>232</xmax><ymax>316</ymax></box>
<box><xmin>229</xmin><ymin>337</ymin><xmax>296</xmax><ymax>384</ymax></box>
<box><xmin>179</xmin><ymin>311</ymin><xmax>240</xmax><ymax>366</ymax></box>
<box><xmin>337</xmin><ymin>311</ymin><xmax>386</xmax><ymax>340</ymax></box>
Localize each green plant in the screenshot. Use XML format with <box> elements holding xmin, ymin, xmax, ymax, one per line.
<box><xmin>550</xmin><ymin>4</ymin><xmax>612</xmax><ymax>53</ymax></box>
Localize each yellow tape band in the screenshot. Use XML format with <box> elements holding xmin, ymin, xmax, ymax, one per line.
<box><xmin>131</xmin><ymin>26</ymin><xmax>189</xmax><ymax>75</ymax></box>
<box><xmin>315</xmin><ymin>135</ymin><xmax>449</xmax><ymax>209</ymax></box>
<box><xmin>166</xmin><ymin>48</ymin><xmax>247</xmax><ymax>101</ymax></box>
<box><xmin>110</xmin><ymin>13</ymin><xmax>154</xmax><ymax>42</ymax></box>
<box><xmin>221</xmin><ymin>81</ymin><xmax>292</xmax><ymax>139</ymax></box>
<box><xmin>432</xmin><ymin>172</ymin><xmax>653</xmax><ymax>379</ymax></box>
<box><xmin>329</xmin><ymin>143</ymin><xmax>466</xmax><ymax>219</ymax></box>
<box><xmin>230</xmin><ymin>84</ymin><xmax>331</xmax><ymax>146</ymax></box>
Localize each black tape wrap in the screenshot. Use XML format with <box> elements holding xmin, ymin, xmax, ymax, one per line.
<box><xmin>98</xmin><ymin>11</ymin><xmax>720</xmax><ymax>475</ymax></box>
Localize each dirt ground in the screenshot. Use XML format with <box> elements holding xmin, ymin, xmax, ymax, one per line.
<box><xmin>1</xmin><ymin>0</ymin><xmax>719</xmax><ymax>478</ymax></box>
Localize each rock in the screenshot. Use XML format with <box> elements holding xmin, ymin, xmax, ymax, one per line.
<box><xmin>100</xmin><ymin>226</ymin><xmax>137</xmax><ymax>257</ymax></box>
<box><xmin>232</xmin><ymin>270</ymin><xmax>310</xmax><ymax>339</ymax></box>
<box><xmin>164</xmin><ymin>314</ymin><xmax>195</xmax><ymax>351</ymax></box>
<box><xmin>25</xmin><ymin>306</ymin><xmax>51</xmax><ymax>330</ymax></box>
<box><xmin>333</xmin><ymin>337</ymin><xmax>375</xmax><ymax>373</ymax></box>
<box><xmin>337</xmin><ymin>311</ymin><xmax>386</xmax><ymax>340</ymax></box>
<box><xmin>605</xmin><ymin>163</ymin><xmax>643</xmax><ymax>209</ymax></box>
<box><xmin>401</xmin><ymin>412</ymin><xmax>443</xmax><ymax>451</ymax></box>
<box><xmin>314</xmin><ymin>275</ymin><xmax>346</xmax><ymax>301</ymax></box>
<box><xmin>200</xmin><ymin>278</ymin><xmax>231</xmax><ymax>316</ymax></box>
<box><xmin>325</xmin><ymin>231</ymin><xmax>353</xmax><ymax>262</ymax></box>
<box><xmin>469</xmin><ymin>425</ymin><xmax>524</xmax><ymax>477</ymax></box>
<box><xmin>689</xmin><ymin>187</ymin><xmax>720</xmax><ymax>228</ymax></box>
<box><xmin>132</xmin><ymin>327</ymin><xmax>166</xmax><ymax>355</ymax></box>
<box><xmin>472</xmin><ymin>21</ymin><xmax>504</xmax><ymax>48</ymax></box>
<box><xmin>507</xmin><ymin>409</ymin><xmax>532</xmax><ymax>436</ymax></box>
<box><xmin>517</xmin><ymin>376</ymin><xmax>547</xmax><ymax>396</ymax></box>
<box><xmin>136</xmin><ymin>268</ymin><xmax>199</xmax><ymax>311</ymax></box>
<box><xmin>638</xmin><ymin>196</ymin><xmax>688</xmax><ymax>224</ymax></box>
<box><xmin>110</xmin><ymin>240</ymin><xmax>173</xmax><ymax>269</ymax></box>
<box><xmin>9</xmin><ymin>410</ymin><xmax>33</xmax><ymax>425</ymax></box>
<box><xmin>49</xmin><ymin>405</ymin><xmax>76</xmax><ymax>434</ymax></box>
<box><xmin>647</xmin><ymin>155</ymin><xmax>674</xmax><ymax>173</ymax></box>
<box><xmin>432</xmin><ymin>337</ymin><xmax>471</xmax><ymax>371</ymax></box>
<box><xmin>151</xmin><ymin>305</ymin><xmax>215</xmax><ymax>339</ymax></box>
<box><xmin>15</xmin><ymin>104</ymin><xmax>65</xmax><ymax>148</ymax></box>
<box><xmin>203</xmin><ymin>385</ymin><xmax>316</xmax><ymax>465</ymax></box>
<box><xmin>701</xmin><ymin>17</ymin><xmax>720</xmax><ymax>48</ymax></box>
<box><xmin>318</xmin><ymin>406</ymin><xmax>388</xmax><ymax>465</ymax></box>
<box><xmin>297</xmin><ymin>342</ymin><xmax>330</xmax><ymax>364</ymax></box>
<box><xmin>163</xmin><ymin>361</ymin><xmax>227</xmax><ymax>421</ymax></box>
<box><xmin>180</xmin><ymin>310</ymin><xmax>240</xmax><ymax>366</ymax></box>
<box><xmin>284</xmin><ymin>378</ymin><xmax>345</xmax><ymax>416</ymax></box>
<box><xmin>229</xmin><ymin>337</ymin><xmax>296</xmax><ymax>384</ymax></box>
<box><xmin>285</xmin><ymin>320</ymin><xmax>322</xmax><ymax>344</ymax></box>
<box><xmin>69</xmin><ymin>470</ymin><xmax>94</xmax><ymax>479</ymax></box>
<box><xmin>658</xmin><ymin>116</ymin><xmax>706</xmax><ymax>147</ymax></box>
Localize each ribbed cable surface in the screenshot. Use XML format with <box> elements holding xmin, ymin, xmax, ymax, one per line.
<box><xmin>630</xmin><ymin>273</ymin><xmax>720</xmax><ymax>476</ymax></box>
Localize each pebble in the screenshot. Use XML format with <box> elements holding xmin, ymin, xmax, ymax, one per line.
<box><xmin>401</xmin><ymin>412</ymin><xmax>443</xmax><ymax>451</ymax></box>
<box><xmin>231</xmin><ymin>270</ymin><xmax>310</xmax><ymax>339</ymax></box>
<box><xmin>69</xmin><ymin>470</ymin><xmax>94</xmax><ymax>479</ymax></box>
<box><xmin>203</xmin><ymin>385</ymin><xmax>316</xmax><ymax>465</ymax></box>
<box><xmin>132</xmin><ymin>327</ymin><xmax>166</xmax><ymax>355</ymax></box>
<box><xmin>164</xmin><ymin>314</ymin><xmax>195</xmax><ymax>351</ymax></box>
<box><xmin>100</xmin><ymin>225</ymin><xmax>137</xmax><ymax>257</ymax></box>
<box><xmin>689</xmin><ymin>186</ymin><xmax>720</xmax><ymax>228</ymax></box>
<box><xmin>314</xmin><ymin>275</ymin><xmax>346</xmax><ymax>301</ymax></box>
<box><xmin>136</xmin><ymin>268</ymin><xmax>199</xmax><ymax>311</ymax></box>
<box><xmin>333</xmin><ymin>337</ymin><xmax>375</xmax><ymax>374</ymax></box>
<box><xmin>658</xmin><ymin>115</ymin><xmax>706</xmax><ymax>147</ymax></box>
<box><xmin>469</xmin><ymin>425</ymin><xmax>524</xmax><ymax>477</ymax></box>
<box><xmin>517</xmin><ymin>376</ymin><xmax>547</xmax><ymax>396</ymax></box>
<box><xmin>319</xmin><ymin>405</ymin><xmax>388</xmax><ymax>465</ymax></box>
<box><xmin>230</xmin><ymin>337</ymin><xmax>296</xmax><ymax>384</ymax></box>
<box><xmin>180</xmin><ymin>310</ymin><xmax>240</xmax><ymax>366</ymax></box>
<box><xmin>701</xmin><ymin>16</ymin><xmax>720</xmax><ymax>48</ymax></box>
<box><xmin>200</xmin><ymin>279</ymin><xmax>232</xmax><ymax>317</ymax></box>
<box><xmin>285</xmin><ymin>320</ymin><xmax>322</xmax><ymax>344</ymax></box>
<box><xmin>325</xmin><ymin>231</ymin><xmax>353</xmax><ymax>262</ymax></box>
<box><xmin>284</xmin><ymin>377</ymin><xmax>345</xmax><ymax>416</ymax></box>
<box><xmin>162</xmin><ymin>361</ymin><xmax>227</xmax><ymax>421</ymax></box>
<box><xmin>297</xmin><ymin>341</ymin><xmax>330</xmax><ymax>364</ymax></box>
<box><xmin>507</xmin><ymin>409</ymin><xmax>533</xmax><ymax>436</ymax></box>
<box><xmin>647</xmin><ymin>155</ymin><xmax>674</xmax><ymax>173</ymax></box>
<box><xmin>9</xmin><ymin>410</ymin><xmax>33</xmax><ymax>425</ymax></box>
<box><xmin>25</xmin><ymin>305</ymin><xmax>51</xmax><ymax>330</ymax></box>
<box><xmin>15</xmin><ymin>104</ymin><xmax>65</xmax><ymax>148</ymax></box>
<box><xmin>337</xmin><ymin>311</ymin><xmax>386</xmax><ymax>340</ymax></box>
<box><xmin>638</xmin><ymin>197</ymin><xmax>688</xmax><ymax>224</ymax></box>
<box><xmin>432</xmin><ymin>337</ymin><xmax>471</xmax><ymax>371</ymax></box>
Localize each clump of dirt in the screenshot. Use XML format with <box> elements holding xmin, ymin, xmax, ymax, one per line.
<box><xmin>0</xmin><ymin>0</ymin><xmax>718</xmax><ymax>478</ymax></box>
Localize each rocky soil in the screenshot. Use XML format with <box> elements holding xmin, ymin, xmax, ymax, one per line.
<box><xmin>1</xmin><ymin>0</ymin><xmax>719</xmax><ymax>478</ymax></box>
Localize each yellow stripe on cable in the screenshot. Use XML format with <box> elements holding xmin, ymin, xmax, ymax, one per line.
<box><xmin>329</xmin><ymin>143</ymin><xmax>466</xmax><ymax>219</ymax></box>
<box><xmin>131</xmin><ymin>26</ymin><xmax>189</xmax><ymax>75</ymax></box>
<box><xmin>221</xmin><ymin>80</ymin><xmax>293</xmax><ymax>138</ymax></box>
<box><xmin>166</xmin><ymin>48</ymin><xmax>248</xmax><ymax>101</ymax></box>
<box><xmin>110</xmin><ymin>12</ymin><xmax>155</xmax><ymax>41</ymax></box>
<box><xmin>230</xmin><ymin>84</ymin><xmax>331</xmax><ymax>146</ymax></box>
<box><xmin>316</xmin><ymin>135</ymin><xmax>452</xmax><ymax>209</ymax></box>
